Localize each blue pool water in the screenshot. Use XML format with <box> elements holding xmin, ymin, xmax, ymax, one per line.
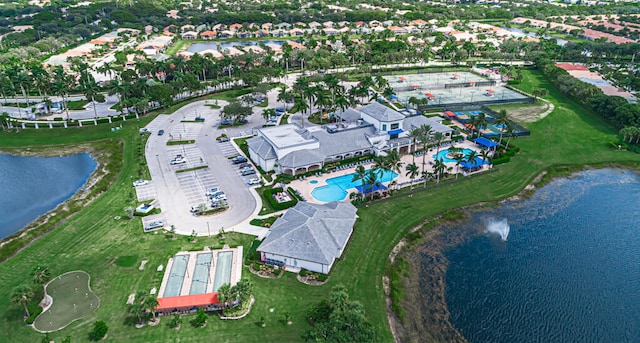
<box><xmin>311</xmin><ymin>168</ymin><xmax>397</xmax><ymax>203</ymax></box>
<box><xmin>433</xmin><ymin>148</ymin><xmax>473</xmax><ymax>163</ymax></box>
<box><xmin>188</xmin><ymin>40</ymin><xmax>285</xmax><ymax>53</ymax></box>
<box><xmin>309</xmin><ymin>180</ymin><xmax>318</xmax><ymax>185</ymax></box>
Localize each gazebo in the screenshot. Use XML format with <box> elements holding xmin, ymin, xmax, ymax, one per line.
<box><xmin>461</xmin><ymin>157</ymin><xmax>489</xmax><ymax>172</ymax></box>
<box><xmin>473</xmin><ymin>137</ymin><xmax>499</xmax><ymax>151</ymax></box>
<box><xmin>355</xmin><ymin>183</ymin><xmax>388</xmax><ymax>197</ymax></box>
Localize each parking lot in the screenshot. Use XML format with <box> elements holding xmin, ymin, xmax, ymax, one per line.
<box><xmin>141</xmin><ymin>214</ymin><xmax>166</xmax><ymax>232</ymax></box>
<box><xmin>166</xmin><ymin>145</ymin><xmax>207</xmax><ymax>171</ymax></box>
<box><xmin>217</xmin><ymin>140</ymin><xmax>240</xmax><ymax>158</ymax></box>
<box><xmin>135</xmin><ymin>182</ymin><xmax>157</xmax><ymax>202</ymax></box>
<box><xmin>144</xmin><ymin>114</ymin><xmax>170</xmax><ymax>134</ymax></box>
<box><xmin>175</xmin><ymin>167</ymin><xmax>221</xmax><ymax>208</ymax></box>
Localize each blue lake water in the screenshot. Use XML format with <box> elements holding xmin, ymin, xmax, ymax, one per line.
<box><xmin>442</xmin><ymin>169</ymin><xmax>640</xmax><ymax>342</ymax></box>
<box><xmin>0</xmin><ymin>153</ymin><xmax>97</xmax><ymax>240</ymax></box>
<box><xmin>187</xmin><ymin>40</ymin><xmax>285</xmax><ymax>53</ymax></box>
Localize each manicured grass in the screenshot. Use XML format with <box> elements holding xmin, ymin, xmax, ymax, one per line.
<box><xmin>166</xmin><ymin>139</ymin><xmax>195</xmax><ymax>145</ymax></box>
<box><xmin>0</xmin><ymin>68</ymin><xmax>639</xmax><ymax>343</ymax></box>
<box><xmin>175</xmin><ymin>165</ymin><xmax>208</xmax><ymax>173</ymax></box>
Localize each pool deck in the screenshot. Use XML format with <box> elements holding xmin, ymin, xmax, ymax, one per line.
<box><xmin>157</xmin><ymin>246</ymin><xmax>243</xmax><ymax>298</ymax></box>
<box><xmin>290</xmin><ymin>139</ymin><xmax>492</xmax><ymax>204</ymax></box>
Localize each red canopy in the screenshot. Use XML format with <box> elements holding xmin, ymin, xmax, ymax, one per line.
<box><xmin>398</xmin><ymin>76</ymin><xmax>406</xmax><ymax>81</ymax></box>
<box><xmin>486</xmin><ymin>89</ymin><xmax>495</xmax><ymax>93</ymax></box>
<box><xmin>444</xmin><ymin>111</ymin><xmax>456</xmax><ymax>117</ymax></box>
<box><xmin>156</xmin><ymin>293</ymin><xmax>219</xmax><ymax>310</ymax></box>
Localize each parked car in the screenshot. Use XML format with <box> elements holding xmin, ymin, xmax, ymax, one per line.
<box><xmin>208</xmin><ymin>191</ymin><xmax>225</xmax><ymax>199</ymax></box>
<box><xmin>190</xmin><ymin>206</ymin><xmax>201</xmax><ymax>214</ymax></box>
<box><xmin>170</xmin><ymin>158</ymin><xmax>186</xmax><ymax>165</ymax></box>
<box><xmin>195</xmin><ymin>116</ymin><xmax>205</xmax><ymax>122</ymax></box>
<box><xmin>205</xmin><ymin>187</ymin><xmax>220</xmax><ymax>196</ymax></box>
<box><xmin>132</xmin><ymin>179</ymin><xmax>150</xmax><ymax>187</ymax></box>
<box><xmin>146</xmin><ymin>221</ymin><xmax>164</xmax><ymax>230</ymax></box>
<box><xmin>238</xmin><ymin>162</ymin><xmax>251</xmax><ymax>169</ymax></box>
<box><xmin>232</xmin><ymin>156</ymin><xmax>248</xmax><ymax>164</ymax></box>
<box><xmin>220</xmin><ymin>119</ymin><xmax>233</xmax><ymax>126</ymax></box>
<box><xmin>157</xmin><ymin>129</ymin><xmax>164</xmax><ymax>136</ymax></box>
<box><xmin>241</xmin><ymin>169</ymin><xmax>256</xmax><ymax>176</ymax></box>
<box><xmin>248</xmin><ymin>177</ymin><xmax>261</xmax><ymax>185</ymax></box>
<box><xmin>212</xmin><ymin>193</ymin><xmax>227</xmax><ymax>200</ymax></box>
<box><xmin>217</xmin><ymin>136</ymin><xmax>230</xmax><ymax>142</ymax></box>
<box><xmin>237</xmin><ymin>118</ymin><xmax>248</xmax><ymax>124</ymax></box>
<box><xmin>139</xmin><ymin>128</ymin><xmax>150</xmax><ymax>134</ymax></box>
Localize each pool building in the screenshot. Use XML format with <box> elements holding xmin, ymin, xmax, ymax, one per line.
<box><xmin>155</xmin><ymin>246</ymin><xmax>242</xmax><ymax>315</ymax></box>
<box><xmin>247</xmin><ymin>102</ymin><xmax>453</xmax><ymax>175</ymax></box>
<box><xmin>257</xmin><ymin>201</ymin><xmax>357</xmax><ymax>274</ymax></box>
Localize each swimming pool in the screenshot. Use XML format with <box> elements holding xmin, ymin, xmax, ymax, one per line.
<box><xmin>309</xmin><ymin>180</ymin><xmax>318</xmax><ymax>185</ymax></box>
<box><xmin>433</xmin><ymin>148</ymin><xmax>473</xmax><ymax>163</ymax></box>
<box><xmin>311</xmin><ymin>169</ymin><xmax>398</xmax><ymax>203</ymax></box>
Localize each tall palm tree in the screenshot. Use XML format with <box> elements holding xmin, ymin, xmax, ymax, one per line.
<box><xmin>405</xmin><ymin>163</ymin><xmax>419</xmax><ymax>190</ymax></box>
<box><xmin>421</xmin><ymin>170</ymin><xmax>432</xmax><ymax>188</ymax></box>
<box><xmin>419</xmin><ymin>124</ymin><xmax>433</xmax><ymax>172</ymax></box>
<box><xmin>433</xmin><ymin>158</ymin><xmax>448</xmax><ymax>183</ymax></box>
<box><xmin>453</xmin><ymin>153</ymin><xmax>465</xmax><ymax>178</ymax></box>
<box><xmin>352</xmin><ymin>165</ymin><xmax>367</xmax><ymax>194</ymax></box>
<box><xmin>83</xmin><ymin>80</ymin><xmax>100</xmax><ymax>119</ymax></box>
<box><xmin>493</xmin><ymin>110</ymin><xmax>510</xmax><ymax>148</ymax></box>
<box><xmin>386</xmin><ymin>149</ymin><xmax>404</xmax><ymax>177</ymax></box>
<box><xmin>504</xmin><ymin>122</ymin><xmax>517</xmax><ymax>151</ymax></box>
<box><xmin>11</xmin><ymin>285</ymin><xmax>34</xmax><ymax>318</ymax></box>
<box><xmin>294</xmin><ymin>97</ymin><xmax>308</xmax><ymax>127</ymax></box>
<box><xmin>314</xmin><ymin>89</ymin><xmax>329</xmax><ymax>124</ymax></box>
<box><xmin>433</xmin><ymin>131</ymin><xmax>445</xmax><ymax>158</ymax></box>
<box><xmin>480</xmin><ymin>149</ymin><xmax>491</xmax><ymax>165</ymax></box>
<box><xmin>217</xmin><ymin>283</ymin><xmax>233</xmax><ymax>307</ymax></box>
<box><xmin>364</xmin><ymin>169</ymin><xmax>380</xmax><ymax>201</ymax></box>
<box><xmin>475</xmin><ymin>113</ymin><xmax>488</xmax><ymax>137</ymax></box>
<box><xmin>407</xmin><ymin>127</ymin><xmax>422</xmax><ymax>162</ymax></box>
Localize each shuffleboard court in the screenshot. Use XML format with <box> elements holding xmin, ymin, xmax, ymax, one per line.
<box><xmin>33</xmin><ymin>270</ymin><xmax>99</xmax><ymax>333</ymax></box>
<box><xmin>213</xmin><ymin>251</ymin><xmax>233</xmax><ymax>292</ymax></box>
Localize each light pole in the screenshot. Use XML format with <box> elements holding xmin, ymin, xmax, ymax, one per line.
<box><xmin>207</xmin><ymin>222</ymin><xmax>210</xmax><ymax>237</ymax></box>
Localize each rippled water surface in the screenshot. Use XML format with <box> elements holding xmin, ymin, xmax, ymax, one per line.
<box><xmin>0</xmin><ymin>153</ymin><xmax>96</xmax><ymax>239</ymax></box>
<box><xmin>444</xmin><ymin>169</ymin><xmax>640</xmax><ymax>343</ymax></box>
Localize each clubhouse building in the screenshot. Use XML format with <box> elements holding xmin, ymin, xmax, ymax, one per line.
<box><xmin>247</xmin><ymin>102</ymin><xmax>453</xmax><ymax>175</ymax></box>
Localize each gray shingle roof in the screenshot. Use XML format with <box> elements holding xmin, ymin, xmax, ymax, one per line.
<box><xmin>277</xmin><ymin>149</ymin><xmax>325</xmax><ymax>168</ymax></box>
<box><xmin>257</xmin><ymin>202</ymin><xmax>357</xmax><ymax>265</ymax></box>
<box><xmin>360</xmin><ymin>102</ymin><xmax>405</xmax><ymax>122</ymax></box>
<box><xmin>247</xmin><ymin>136</ymin><xmax>277</xmax><ymax>160</ymax></box>
<box><xmin>339</xmin><ymin>108</ymin><xmax>362</xmax><ymax>122</ymax></box>
<box><xmin>402</xmin><ymin>115</ymin><xmax>453</xmax><ymax>134</ymax></box>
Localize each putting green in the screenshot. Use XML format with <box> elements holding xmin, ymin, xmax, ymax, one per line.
<box><xmin>32</xmin><ymin>271</ymin><xmax>99</xmax><ymax>332</ymax></box>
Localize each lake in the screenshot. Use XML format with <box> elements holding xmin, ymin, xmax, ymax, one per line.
<box><xmin>187</xmin><ymin>40</ymin><xmax>285</xmax><ymax>53</ymax></box>
<box><xmin>442</xmin><ymin>169</ymin><xmax>640</xmax><ymax>342</ymax></box>
<box><xmin>0</xmin><ymin>153</ymin><xmax>97</xmax><ymax>240</ymax></box>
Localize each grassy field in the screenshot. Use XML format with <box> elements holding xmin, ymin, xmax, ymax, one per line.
<box><xmin>0</xmin><ymin>68</ymin><xmax>638</xmax><ymax>342</ymax></box>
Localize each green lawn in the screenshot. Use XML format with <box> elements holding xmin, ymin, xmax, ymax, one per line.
<box><xmin>0</xmin><ymin>68</ymin><xmax>638</xmax><ymax>342</ymax></box>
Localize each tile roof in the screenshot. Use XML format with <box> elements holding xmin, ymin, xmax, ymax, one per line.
<box><xmin>258</xmin><ymin>202</ymin><xmax>357</xmax><ymax>265</ymax></box>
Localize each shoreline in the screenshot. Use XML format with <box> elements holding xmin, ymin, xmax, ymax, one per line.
<box><xmin>384</xmin><ymin>164</ymin><xmax>637</xmax><ymax>342</ymax></box>
<box><xmin>0</xmin><ymin>141</ymin><xmax>121</xmax><ymax>262</ymax></box>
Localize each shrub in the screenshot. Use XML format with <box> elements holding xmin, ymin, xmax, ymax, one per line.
<box><xmin>492</xmin><ymin>156</ymin><xmax>511</xmax><ymax>165</ymax></box>
<box><xmin>317</xmin><ymin>274</ymin><xmax>328</xmax><ymax>282</ymax></box>
<box><xmin>25</xmin><ymin>305</ymin><xmax>43</xmax><ymax>324</ymax></box>
<box><xmin>299</xmin><ymin>269</ymin><xmax>307</xmax><ymax>277</ymax></box>
<box><xmin>263</xmin><ymin>187</ymin><xmax>297</xmax><ymax>211</ymax></box>
<box><xmin>90</xmin><ymin>320</ymin><xmax>108</xmax><ymax>341</ymax></box>
<box><xmin>627</xmin><ymin>144</ymin><xmax>640</xmax><ymax>154</ymax></box>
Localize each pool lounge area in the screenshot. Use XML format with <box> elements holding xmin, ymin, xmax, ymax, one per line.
<box><xmin>311</xmin><ymin>168</ymin><xmax>398</xmax><ymax>203</ymax></box>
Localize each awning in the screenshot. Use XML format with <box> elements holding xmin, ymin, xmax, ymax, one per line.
<box><xmin>474</xmin><ymin>137</ymin><xmax>499</xmax><ymax>148</ymax></box>
<box><xmin>461</xmin><ymin>157</ymin><xmax>488</xmax><ymax>169</ymax></box>
<box><xmin>156</xmin><ymin>293</ymin><xmax>219</xmax><ymax>310</ymax></box>
<box><xmin>486</xmin><ymin>89</ymin><xmax>495</xmax><ymax>93</ymax></box>
<box><xmin>444</xmin><ymin>111</ymin><xmax>456</xmax><ymax>117</ymax></box>
<box><xmin>388</xmin><ymin>129</ymin><xmax>404</xmax><ymax>135</ymax></box>
<box><xmin>355</xmin><ymin>183</ymin><xmax>388</xmax><ymax>194</ymax></box>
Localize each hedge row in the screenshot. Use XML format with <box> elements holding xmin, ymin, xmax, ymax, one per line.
<box><xmin>263</xmin><ymin>187</ymin><xmax>297</xmax><ymax>211</ymax></box>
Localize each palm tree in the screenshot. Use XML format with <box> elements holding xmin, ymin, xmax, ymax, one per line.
<box><xmin>419</xmin><ymin>124</ymin><xmax>433</xmax><ymax>172</ymax></box>
<box><xmin>432</xmin><ymin>131</ymin><xmax>445</xmax><ymax>159</ymax></box>
<box><xmin>143</xmin><ymin>296</ymin><xmax>159</xmax><ymax>322</ymax></box>
<box><xmin>130</xmin><ymin>291</ymin><xmax>148</xmax><ymax>324</ymax></box>
<box><xmin>480</xmin><ymin>149</ymin><xmax>491</xmax><ymax>165</ymax></box>
<box><xmin>421</xmin><ymin>170</ymin><xmax>432</xmax><ymax>188</ymax></box>
<box><xmin>170</xmin><ymin>314</ymin><xmax>182</xmax><ymax>329</ymax></box>
<box><xmin>407</xmin><ymin>127</ymin><xmax>422</xmax><ymax>162</ymax></box>
<box><xmin>475</xmin><ymin>113</ymin><xmax>488</xmax><ymax>137</ymax></box>
<box><xmin>364</xmin><ymin>169</ymin><xmax>380</xmax><ymax>201</ymax></box>
<box><xmin>453</xmin><ymin>153</ymin><xmax>465</xmax><ymax>178</ymax></box>
<box><xmin>314</xmin><ymin>89</ymin><xmax>330</xmax><ymax>124</ymax></box>
<box><xmin>493</xmin><ymin>110</ymin><xmax>510</xmax><ymax>148</ymax></box>
<box><xmin>405</xmin><ymin>163</ymin><xmax>419</xmax><ymax>190</ymax></box>
<box><xmin>433</xmin><ymin>158</ymin><xmax>448</xmax><ymax>183</ymax></box>
<box><xmin>32</xmin><ymin>266</ymin><xmax>51</xmax><ymax>284</ymax></box>
<box><xmin>11</xmin><ymin>285</ymin><xmax>34</xmax><ymax>318</ymax></box>
<box><xmin>217</xmin><ymin>283</ymin><xmax>233</xmax><ymax>307</ymax></box>
<box><xmin>294</xmin><ymin>97</ymin><xmax>308</xmax><ymax>127</ymax></box>
<box><xmin>386</xmin><ymin>149</ymin><xmax>404</xmax><ymax>176</ymax></box>
<box><xmin>465</xmin><ymin>150</ymin><xmax>479</xmax><ymax>172</ymax></box>
<box><xmin>83</xmin><ymin>80</ymin><xmax>100</xmax><ymax>119</ymax></box>
<box><xmin>375</xmin><ymin>75</ymin><xmax>389</xmax><ymax>91</ymax></box>
<box><xmin>504</xmin><ymin>122</ymin><xmax>517</xmax><ymax>151</ymax></box>
<box><xmin>352</xmin><ymin>165</ymin><xmax>367</xmax><ymax>189</ymax></box>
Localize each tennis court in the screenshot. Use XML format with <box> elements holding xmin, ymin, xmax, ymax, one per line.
<box><xmin>386</xmin><ymin>72</ymin><xmax>532</xmax><ymax>108</ymax></box>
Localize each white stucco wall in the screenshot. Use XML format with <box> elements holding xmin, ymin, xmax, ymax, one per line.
<box><xmin>259</xmin><ymin>252</ymin><xmax>333</xmax><ymax>274</ymax></box>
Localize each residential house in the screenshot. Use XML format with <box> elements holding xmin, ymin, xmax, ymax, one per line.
<box><xmin>294</xmin><ymin>22</ymin><xmax>307</xmax><ymax>28</ymax></box>
<box><xmin>218</xmin><ymin>30</ymin><xmax>235</xmax><ymax>39</ymax></box>
<box><xmin>323</xmin><ymin>27</ymin><xmax>339</xmax><ymax>35</ymax></box>
<box><xmin>254</xmin><ymin>29</ymin><xmax>269</xmax><ymax>38</ymax></box>
<box><xmin>308</xmin><ymin>21</ymin><xmax>322</xmax><ymax>30</ymax></box>
<box><xmin>275</xmin><ymin>22</ymin><xmax>292</xmax><ymax>30</ymax></box>
<box><xmin>261</xmin><ymin>23</ymin><xmax>273</xmax><ymax>30</ymax></box>
<box><xmin>323</xmin><ymin>21</ymin><xmax>335</xmax><ymax>28</ymax></box>
<box><xmin>290</xmin><ymin>28</ymin><xmax>305</xmax><ymax>37</ymax></box>
<box><xmin>200</xmin><ymin>30</ymin><xmax>217</xmax><ymax>39</ymax></box>
<box><xmin>229</xmin><ymin>23</ymin><xmax>243</xmax><ymax>31</ymax></box>
<box><xmin>389</xmin><ymin>26</ymin><xmax>408</xmax><ymax>34</ymax></box>
<box><xmin>180</xmin><ymin>24</ymin><xmax>195</xmax><ymax>32</ymax></box>
<box><xmin>181</xmin><ymin>31</ymin><xmax>198</xmax><ymax>39</ymax></box>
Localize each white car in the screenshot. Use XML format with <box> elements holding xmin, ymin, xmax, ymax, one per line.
<box><xmin>170</xmin><ymin>158</ymin><xmax>186</xmax><ymax>165</ymax></box>
<box><xmin>133</xmin><ymin>179</ymin><xmax>149</xmax><ymax>187</ymax></box>
<box><xmin>248</xmin><ymin>177</ymin><xmax>261</xmax><ymax>185</ymax></box>
<box><xmin>146</xmin><ymin>221</ymin><xmax>164</xmax><ymax>230</ymax></box>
